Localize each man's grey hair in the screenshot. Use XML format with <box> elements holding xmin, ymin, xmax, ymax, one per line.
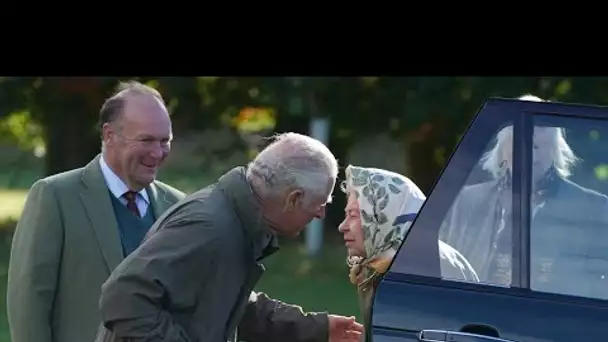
<box><xmin>246</xmin><ymin>132</ymin><xmax>338</xmax><ymax>204</ymax></box>
<box><xmin>480</xmin><ymin>94</ymin><xmax>578</xmax><ymax>178</ymax></box>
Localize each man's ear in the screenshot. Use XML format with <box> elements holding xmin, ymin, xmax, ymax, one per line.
<box><xmin>283</xmin><ymin>189</ymin><xmax>304</xmax><ymax>212</ymax></box>
<box><xmin>102</xmin><ymin>122</ymin><xmax>114</xmax><ymax>145</ymax></box>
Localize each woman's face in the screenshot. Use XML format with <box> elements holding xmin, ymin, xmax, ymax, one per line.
<box><xmin>338</xmin><ymin>192</ymin><xmax>366</xmax><ymax>257</ymax></box>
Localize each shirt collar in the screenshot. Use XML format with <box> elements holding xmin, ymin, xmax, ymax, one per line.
<box><xmin>99</xmin><ymin>155</ymin><xmax>149</xmax><ymax>203</ymax></box>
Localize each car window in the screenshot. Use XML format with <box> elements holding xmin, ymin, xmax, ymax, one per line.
<box><xmin>388</xmin><ymin>99</ymin><xmax>608</xmax><ymax>305</ymax></box>
<box><xmin>438</xmin><ymin>123</ymin><xmax>515</xmax><ymax>286</ymax></box>
<box><xmin>529</xmin><ymin>114</ymin><xmax>608</xmax><ymax>300</ymax></box>
<box><xmin>389</xmin><ymin>103</ymin><xmax>517</xmax><ymax>280</ymax></box>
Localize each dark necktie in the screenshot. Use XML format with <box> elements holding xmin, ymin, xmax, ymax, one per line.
<box><xmin>123</xmin><ymin>191</ymin><xmax>140</xmax><ymax>218</ymax></box>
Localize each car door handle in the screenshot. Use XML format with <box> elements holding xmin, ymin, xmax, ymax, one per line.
<box><xmin>419</xmin><ymin>329</ymin><xmax>517</xmax><ymax>342</ymax></box>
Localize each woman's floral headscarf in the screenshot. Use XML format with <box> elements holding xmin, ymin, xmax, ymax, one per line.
<box><xmin>341</xmin><ymin>165</ymin><xmax>426</xmax><ymax>286</ymax></box>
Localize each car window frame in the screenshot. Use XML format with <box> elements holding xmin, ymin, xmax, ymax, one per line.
<box><xmin>384</xmin><ymin>98</ymin><xmax>608</xmax><ymax>305</ymax></box>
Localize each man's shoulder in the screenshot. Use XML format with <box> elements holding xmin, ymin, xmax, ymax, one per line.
<box><xmin>158</xmin><ymin>187</ymin><xmax>241</xmax><ymax>238</ymax></box>
<box><xmin>152</xmin><ymin>180</ymin><xmax>186</xmax><ymax>200</ymax></box>
<box><xmin>166</xmin><ymin>184</ymin><xmax>239</xmax><ymax>229</ymax></box>
<box><xmin>17</xmin><ymin>167</ymin><xmax>86</xmax><ymax>215</ymax></box>
<box><xmin>161</xmin><ymin>184</ymin><xmax>218</xmax><ymax>218</ymax></box>
<box><xmin>33</xmin><ymin>166</ymin><xmax>85</xmax><ymax>190</ymax></box>
<box><xmin>560</xmin><ymin>178</ymin><xmax>608</xmax><ymax>202</ymax></box>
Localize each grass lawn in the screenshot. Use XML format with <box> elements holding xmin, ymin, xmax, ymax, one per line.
<box><xmin>0</xmin><ymin>190</ymin><xmax>27</xmax><ymax>224</ymax></box>
<box><xmin>0</xmin><ymin>188</ymin><xmax>360</xmax><ymax>342</ymax></box>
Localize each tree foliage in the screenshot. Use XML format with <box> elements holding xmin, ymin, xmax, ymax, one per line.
<box><xmin>3</xmin><ymin>76</ymin><xmax>608</xmax><ymax>185</ymax></box>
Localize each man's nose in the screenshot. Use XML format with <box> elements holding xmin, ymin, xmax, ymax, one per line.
<box><xmin>338</xmin><ymin>219</ymin><xmax>347</xmax><ymax>232</ymax></box>
<box><xmin>149</xmin><ymin>143</ymin><xmax>165</xmax><ymax>159</ymax></box>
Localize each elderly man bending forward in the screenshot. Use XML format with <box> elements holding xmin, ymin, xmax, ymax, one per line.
<box><xmin>96</xmin><ymin>132</ymin><xmax>363</xmax><ymax>342</ymax></box>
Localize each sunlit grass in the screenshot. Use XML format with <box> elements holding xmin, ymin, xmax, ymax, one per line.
<box><xmin>0</xmin><ymin>190</ymin><xmax>27</xmax><ymax>223</ymax></box>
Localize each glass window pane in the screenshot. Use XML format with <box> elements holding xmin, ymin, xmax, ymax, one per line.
<box><xmin>439</xmin><ymin>122</ymin><xmax>514</xmax><ymax>286</ymax></box>
<box><xmin>390</xmin><ymin>103</ymin><xmax>517</xmax><ymax>280</ymax></box>
<box><xmin>530</xmin><ymin>115</ymin><xmax>608</xmax><ymax>300</ymax></box>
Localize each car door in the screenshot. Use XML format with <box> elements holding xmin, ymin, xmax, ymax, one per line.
<box><xmin>371</xmin><ymin>98</ymin><xmax>608</xmax><ymax>342</ymax></box>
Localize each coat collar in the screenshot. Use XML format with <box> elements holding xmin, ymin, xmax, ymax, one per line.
<box><xmin>216</xmin><ymin>167</ymin><xmax>279</xmax><ymax>260</ymax></box>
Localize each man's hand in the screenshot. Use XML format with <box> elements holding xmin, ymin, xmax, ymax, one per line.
<box><xmin>328</xmin><ymin>314</ymin><xmax>364</xmax><ymax>342</ymax></box>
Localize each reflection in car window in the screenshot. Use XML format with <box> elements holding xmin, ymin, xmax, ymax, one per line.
<box><xmin>438</xmin><ymin>122</ymin><xmax>514</xmax><ymax>286</ymax></box>
<box><xmin>530</xmin><ymin>116</ymin><xmax>608</xmax><ymax>300</ymax></box>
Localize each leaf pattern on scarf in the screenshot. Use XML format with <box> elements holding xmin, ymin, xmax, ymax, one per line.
<box><xmin>388</xmin><ymin>183</ymin><xmax>401</xmax><ymax>194</ymax></box>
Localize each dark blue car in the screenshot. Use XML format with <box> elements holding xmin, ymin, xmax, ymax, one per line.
<box><xmin>371</xmin><ymin>97</ymin><xmax>608</xmax><ymax>342</ymax></box>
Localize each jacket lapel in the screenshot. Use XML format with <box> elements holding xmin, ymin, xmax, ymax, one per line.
<box><xmin>146</xmin><ymin>182</ymin><xmax>172</xmax><ymax>218</ymax></box>
<box><xmin>80</xmin><ymin>154</ymin><xmax>123</xmax><ymax>273</ymax></box>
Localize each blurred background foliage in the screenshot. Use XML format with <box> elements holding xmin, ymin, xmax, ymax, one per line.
<box><xmin>2</xmin><ymin>76</ymin><xmax>608</xmax><ymax>341</ymax></box>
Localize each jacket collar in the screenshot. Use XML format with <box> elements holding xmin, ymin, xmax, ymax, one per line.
<box><xmin>217</xmin><ymin>166</ymin><xmax>279</xmax><ymax>260</ymax></box>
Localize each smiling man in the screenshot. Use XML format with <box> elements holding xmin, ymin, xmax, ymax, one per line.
<box><xmin>7</xmin><ymin>80</ymin><xmax>185</xmax><ymax>342</ymax></box>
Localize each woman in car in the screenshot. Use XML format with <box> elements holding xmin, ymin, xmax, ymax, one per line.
<box><xmin>338</xmin><ymin>165</ymin><xmax>479</xmax><ymax>342</ymax></box>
